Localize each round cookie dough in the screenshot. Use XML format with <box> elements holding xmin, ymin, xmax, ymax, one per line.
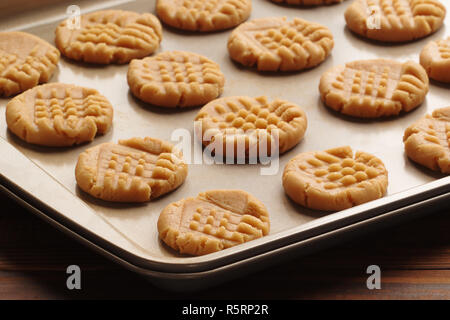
<box><xmin>0</xmin><ymin>31</ymin><xmax>60</xmax><ymax>97</ymax></box>
<box><xmin>283</xmin><ymin>146</ymin><xmax>388</xmax><ymax>211</ymax></box>
<box><xmin>345</xmin><ymin>0</ymin><xmax>446</xmax><ymax>43</ymax></box>
<box><xmin>157</xmin><ymin>189</ymin><xmax>270</xmax><ymax>256</ymax></box>
<box><xmin>319</xmin><ymin>59</ymin><xmax>429</xmax><ymax>118</ymax></box>
<box><xmin>420</xmin><ymin>37</ymin><xmax>450</xmax><ymax>83</ymax></box>
<box><xmin>228</xmin><ymin>17</ymin><xmax>334</xmax><ymax>72</ymax></box>
<box><xmin>195</xmin><ymin>96</ymin><xmax>308</xmax><ymax>157</ymax></box>
<box><xmin>6</xmin><ymin>83</ymin><xmax>113</xmax><ymax>147</ymax></box>
<box><xmin>127</xmin><ymin>51</ymin><xmax>225</xmax><ymax>108</ymax></box>
<box><xmin>55</xmin><ymin>10</ymin><xmax>162</xmax><ymax>64</ymax></box>
<box><xmin>156</xmin><ymin>0</ymin><xmax>252</xmax><ymax>32</ymax></box>
<box><xmin>75</xmin><ymin>137</ymin><xmax>188</xmax><ymax>202</ymax></box>
<box><xmin>403</xmin><ymin>106</ymin><xmax>450</xmax><ymax>173</ymax></box>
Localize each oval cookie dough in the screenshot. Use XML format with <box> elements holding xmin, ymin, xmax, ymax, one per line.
<box><xmin>283</xmin><ymin>146</ymin><xmax>388</xmax><ymax>211</ymax></box>
<box><xmin>156</xmin><ymin>0</ymin><xmax>252</xmax><ymax>32</ymax></box>
<box><xmin>420</xmin><ymin>37</ymin><xmax>450</xmax><ymax>83</ymax></box>
<box><xmin>345</xmin><ymin>0</ymin><xmax>446</xmax><ymax>43</ymax></box>
<box><xmin>55</xmin><ymin>10</ymin><xmax>163</xmax><ymax>64</ymax></box>
<box><xmin>195</xmin><ymin>96</ymin><xmax>308</xmax><ymax>157</ymax></box>
<box><xmin>6</xmin><ymin>83</ymin><xmax>113</xmax><ymax>147</ymax></box>
<box><xmin>403</xmin><ymin>106</ymin><xmax>450</xmax><ymax>173</ymax></box>
<box><xmin>228</xmin><ymin>17</ymin><xmax>334</xmax><ymax>72</ymax></box>
<box><xmin>127</xmin><ymin>51</ymin><xmax>225</xmax><ymax>108</ymax></box>
<box><xmin>0</xmin><ymin>31</ymin><xmax>60</xmax><ymax>97</ymax></box>
<box><xmin>319</xmin><ymin>59</ymin><xmax>429</xmax><ymax>118</ymax></box>
<box><xmin>158</xmin><ymin>189</ymin><xmax>270</xmax><ymax>255</ymax></box>
<box><xmin>75</xmin><ymin>137</ymin><xmax>188</xmax><ymax>202</ymax></box>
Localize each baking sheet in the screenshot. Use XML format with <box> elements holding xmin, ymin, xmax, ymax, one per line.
<box><xmin>0</xmin><ymin>0</ymin><xmax>449</xmax><ymax>271</ymax></box>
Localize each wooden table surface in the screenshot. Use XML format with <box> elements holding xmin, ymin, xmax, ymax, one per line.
<box><xmin>0</xmin><ymin>192</ymin><xmax>449</xmax><ymax>300</ymax></box>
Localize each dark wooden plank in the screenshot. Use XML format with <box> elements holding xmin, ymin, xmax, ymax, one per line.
<box><xmin>0</xmin><ymin>192</ymin><xmax>449</xmax><ymax>299</ymax></box>
<box><xmin>0</xmin><ymin>269</ymin><xmax>448</xmax><ymax>300</ymax></box>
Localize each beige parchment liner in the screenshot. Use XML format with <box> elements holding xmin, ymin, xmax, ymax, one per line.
<box><xmin>0</xmin><ymin>0</ymin><xmax>448</xmax><ymax>266</ymax></box>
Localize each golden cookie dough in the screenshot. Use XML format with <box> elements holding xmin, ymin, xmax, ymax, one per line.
<box><xmin>157</xmin><ymin>189</ymin><xmax>270</xmax><ymax>255</ymax></box>
<box><xmin>195</xmin><ymin>96</ymin><xmax>308</xmax><ymax>157</ymax></box>
<box><xmin>345</xmin><ymin>0</ymin><xmax>446</xmax><ymax>43</ymax></box>
<box><xmin>156</xmin><ymin>0</ymin><xmax>252</xmax><ymax>32</ymax></box>
<box><xmin>403</xmin><ymin>106</ymin><xmax>450</xmax><ymax>173</ymax></box>
<box><xmin>319</xmin><ymin>59</ymin><xmax>429</xmax><ymax>118</ymax></box>
<box><xmin>55</xmin><ymin>10</ymin><xmax>162</xmax><ymax>64</ymax></box>
<box><xmin>0</xmin><ymin>31</ymin><xmax>59</xmax><ymax>97</ymax></box>
<box><xmin>283</xmin><ymin>146</ymin><xmax>388</xmax><ymax>211</ymax></box>
<box><xmin>420</xmin><ymin>37</ymin><xmax>450</xmax><ymax>83</ymax></box>
<box><xmin>6</xmin><ymin>83</ymin><xmax>113</xmax><ymax>147</ymax></box>
<box><xmin>75</xmin><ymin>137</ymin><xmax>188</xmax><ymax>202</ymax></box>
<box><xmin>271</xmin><ymin>0</ymin><xmax>343</xmax><ymax>5</ymax></box>
<box><xmin>127</xmin><ymin>51</ymin><xmax>225</xmax><ymax>108</ymax></box>
<box><xmin>228</xmin><ymin>17</ymin><xmax>334</xmax><ymax>72</ymax></box>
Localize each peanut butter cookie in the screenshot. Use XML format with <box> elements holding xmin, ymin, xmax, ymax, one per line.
<box><xmin>127</xmin><ymin>51</ymin><xmax>225</xmax><ymax>108</ymax></box>
<box><xmin>75</xmin><ymin>137</ymin><xmax>188</xmax><ymax>202</ymax></box>
<box><xmin>156</xmin><ymin>0</ymin><xmax>252</xmax><ymax>32</ymax></box>
<box><xmin>319</xmin><ymin>59</ymin><xmax>429</xmax><ymax>118</ymax></box>
<box><xmin>0</xmin><ymin>31</ymin><xmax>59</xmax><ymax>97</ymax></box>
<box><xmin>195</xmin><ymin>96</ymin><xmax>308</xmax><ymax>157</ymax></box>
<box><xmin>6</xmin><ymin>83</ymin><xmax>113</xmax><ymax>146</ymax></box>
<box><xmin>228</xmin><ymin>17</ymin><xmax>334</xmax><ymax>72</ymax></box>
<box><xmin>404</xmin><ymin>106</ymin><xmax>450</xmax><ymax>173</ymax></box>
<box><xmin>55</xmin><ymin>10</ymin><xmax>162</xmax><ymax>64</ymax></box>
<box><xmin>283</xmin><ymin>146</ymin><xmax>388</xmax><ymax>211</ymax></box>
<box><xmin>420</xmin><ymin>37</ymin><xmax>450</xmax><ymax>83</ymax></box>
<box><xmin>345</xmin><ymin>0</ymin><xmax>446</xmax><ymax>42</ymax></box>
<box><xmin>158</xmin><ymin>189</ymin><xmax>270</xmax><ymax>255</ymax></box>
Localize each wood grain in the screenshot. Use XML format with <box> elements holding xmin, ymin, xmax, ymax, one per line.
<box><xmin>0</xmin><ymin>192</ymin><xmax>449</xmax><ymax>300</ymax></box>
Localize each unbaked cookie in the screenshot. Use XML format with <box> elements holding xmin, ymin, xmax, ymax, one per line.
<box><xmin>319</xmin><ymin>59</ymin><xmax>429</xmax><ymax>118</ymax></box>
<box><xmin>228</xmin><ymin>17</ymin><xmax>334</xmax><ymax>72</ymax></box>
<box><xmin>271</xmin><ymin>0</ymin><xmax>343</xmax><ymax>5</ymax></box>
<box><xmin>403</xmin><ymin>106</ymin><xmax>450</xmax><ymax>173</ymax></box>
<box><xmin>345</xmin><ymin>0</ymin><xmax>446</xmax><ymax>42</ymax></box>
<box><xmin>0</xmin><ymin>31</ymin><xmax>59</xmax><ymax>97</ymax></box>
<box><xmin>156</xmin><ymin>0</ymin><xmax>252</xmax><ymax>32</ymax></box>
<box><xmin>283</xmin><ymin>146</ymin><xmax>388</xmax><ymax>211</ymax></box>
<box><xmin>6</xmin><ymin>83</ymin><xmax>113</xmax><ymax>147</ymax></box>
<box><xmin>75</xmin><ymin>137</ymin><xmax>188</xmax><ymax>202</ymax></box>
<box><xmin>195</xmin><ymin>96</ymin><xmax>308</xmax><ymax>156</ymax></box>
<box><xmin>127</xmin><ymin>51</ymin><xmax>225</xmax><ymax>108</ymax></box>
<box><xmin>157</xmin><ymin>189</ymin><xmax>270</xmax><ymax>255</ymax></box>
<box><xmin>55</xmin><ymin>10</ymin><xmax>162</xmax><ymax>64</ymax></box>
<box><xmin>420</xmin><ymin>36</ymin><xmax>450</xmax><ymax>83</ymax></box>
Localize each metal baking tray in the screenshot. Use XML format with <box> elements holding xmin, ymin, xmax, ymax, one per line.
<box><xmin>1</xmin><ymin>0</ymin><xmax>449</xmax><ymax>291</ymax></box>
